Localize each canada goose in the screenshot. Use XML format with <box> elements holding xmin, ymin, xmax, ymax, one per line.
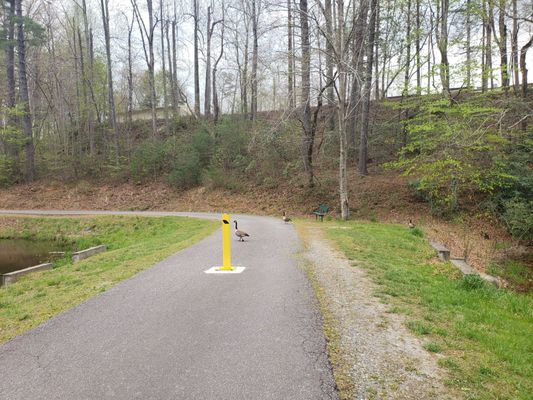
<box><xmin>282</xmin><ymin>211</ymin><xmax>291</xmax><ymax>223</ymax></box>
<box><xmin>408</xmin><ymin>219</ymin><xmax>415</xmax><ymax>229</ymax></box>
<box><xmin>234</xmin><ymin>220</ymin><xmax>250</xmax><ymax>242</ymax></box>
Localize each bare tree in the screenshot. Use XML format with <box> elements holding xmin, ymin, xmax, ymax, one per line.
<box><xmin>205</xmin><ymin>5</ymin><xmax>213</xmax><ymax>117</ymax></box>
<box><xmin>336</xmin><ymin>0</ymin><xmax>350</xmax><ymax>220</ymax></box>
<box><xmin>494</xmin><ymin>0</ymin><xmax>509</xmax><ymax>92</ymax></box>
<box><xmin>4</xmin><ymin>0</ymin><xmax>15</xmax><ymax>111</ymax></box>
<box><xmin>193</xmin><ymin>0</ymin><xmax>200</xmax><ymax>116</ymax></box>
<box><xmin>299</xmin><ymin>0</ymin><xmax>314</xmax><ymax>186</ymax></box>
<box><xmin>15</xmin><ymin>0</ymin><xmax>34</xmax><ymax>181</ymax></box>
<box><xmin>160</xmin><ymin>0</ymin><xmax>169</xmax><ymax>130</ymax></box>
<box><xmin>212</xmin><ymin>5</ymin><xmax>225</xmax><ymax>123</ymax></box>
<box><xmin>131</xmin><ymin>0</ymin><xmax>158</xmax><ymax>136</ymax></box>
<box><xmin>100</xmin><ymin>0</ymin><xmax>119</xmax><ymax>161</ymax></box>
<box><xmin>250</xmin><ymin>0</ymin><xmax>259</xmax><ymax>121</ymax></box>
<box><xmin>358</xmin><ymin>0</ymin><xmax>378</xmax><ymax>176</ymax></box>
<box><xmin>436</xmin><ymin>0</ymin><xmax>450</xmax><ymax>96</ymax></box>
<box><xmin>287</xmin><ymin>0</ymin><xmax>295</xmax><ymax>108</ymax></box>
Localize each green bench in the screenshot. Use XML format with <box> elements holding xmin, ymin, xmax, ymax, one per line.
<box><xmin>313</xmin><ymin>204</ymin><xmax>330</xmax><ymax>222</ymax></box>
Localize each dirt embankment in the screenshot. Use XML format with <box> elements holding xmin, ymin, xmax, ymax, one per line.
<box><xmin>0</xmin><ymin>168</ymin><xmax>526</xmax><ymax>280</ymax></box>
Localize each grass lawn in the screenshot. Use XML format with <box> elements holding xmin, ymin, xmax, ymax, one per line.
<box><xmin>0</xmin><ymin>215</ymin><xmax>218</xmax><ymax>344</ymax></box>
<box><xmin>315</xmin><ymin>219</ymin><xmax>532</xmax><ymax>400</ymax></box>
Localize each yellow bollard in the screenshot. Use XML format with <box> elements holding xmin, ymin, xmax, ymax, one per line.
<box><xmin>217</xmin><ymin>213</ymin><xmax>234</xmax><ymax>271</ymax></box>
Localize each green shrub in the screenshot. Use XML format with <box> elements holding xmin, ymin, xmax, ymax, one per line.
<box><xmin>129</xmin><ymin>139</ymin><xmax>167</xmax><ymax>181</ymax></box>
<box><xmin>458</xmin><ymin>274</ymin><xmax>487</xmax><ymax>291</ymax></box>
<box><xmin>0</xmin><ymin>155</ymin><xmax>18</xmax><ymax>187</ymax></box>
<box><xmin>167</xmin><ymin>150</ymin><xmax>202</xmax><ymax>190</ymax></box>
<box><xmin>202</xmin><ymin>166</ymin><xmax>245</xmax><ymax>192</ymax></box>
<box><xmin>192</xmin><ymin>128</ymin><xmax>214</xmax><ymax>166</ymax></box>
<box><xmin>501</xmin><ymin>198</ymin><xmax>533</xmax><ymax>240</ymax></box>
<box><xmin>387</xmin><ymin>94</ymin><xmax>511</xmax><ymax>216</ymax></box>
<box><xmin>410</xmin><ymin>227</ymin><xmax>424</xmax><ymax>237</ymax></box>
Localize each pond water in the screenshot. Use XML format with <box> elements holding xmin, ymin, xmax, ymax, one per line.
<box><xmin>0</xmin><ymin>239</ymin><xmax>67</xmax><ymax>275</ymax></box>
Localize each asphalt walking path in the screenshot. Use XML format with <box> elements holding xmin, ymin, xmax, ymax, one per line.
<box><xmin>0</xmin><ymin>210</ymin><xmax>337</xmax><ymax>400</ymax></box>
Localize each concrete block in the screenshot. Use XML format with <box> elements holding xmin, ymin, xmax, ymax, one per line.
<box><xmin>72</xmin><ymin>245</ymin><xmax>107</xmax><ymax>263</ymax></box>
<box><xmin>451</xmin><ymin>258</ymin><xmax>500</xmax><ymax>287</ymax></box>
<box><xmin>450</xmin><ymin>258</ymin><xmax>476</xmax><ymax>275</ymax></box>
<box><xmin>430</xmin><ymin>241</ymin><xmax>450</xmax><ymax>261</ymax></box>
<box><xmin>1</xmin><ymin>263</ymin><xmax>52</xmax><ymax>286</ymax></box>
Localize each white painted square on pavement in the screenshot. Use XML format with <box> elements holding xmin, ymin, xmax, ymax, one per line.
<box><xmin>204</xmin><ymin>266</ymin><xmax>246</xmax><ymax>274</ymax></box>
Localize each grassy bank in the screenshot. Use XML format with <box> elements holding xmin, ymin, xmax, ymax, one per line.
<box><xmin>315</xmin><ymin>220</ymin><xmax>532</xmax><ymax>400</ymax></box>
<box><xmin>0</xmin><ymin>215</ymin><xmax>218</xmax><ymax>344</ymax></box>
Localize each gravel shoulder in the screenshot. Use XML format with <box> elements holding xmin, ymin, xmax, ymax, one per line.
<box><xmin>297</xmin><ymin>223</ymin><xmax>457</xmax><ymax>400</ymax></box>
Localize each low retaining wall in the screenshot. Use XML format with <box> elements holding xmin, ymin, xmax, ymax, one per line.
<box><xmin>72</xmin><ymin>245</ymin><xmax>107</xmax><ymax>263</ymax></box>
<box><xmin>1</xmin><ymin>263</ymin><xmax>52</xmax><ymax>287</ymax></box>
<box><xmin>430</xmin><ymin>242</ymin><xmax>500</xmax><ymax>287</ymax></box>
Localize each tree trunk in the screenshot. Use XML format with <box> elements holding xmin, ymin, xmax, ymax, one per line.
<box><xmin>358</xmin><ymin>0</ymin><xmax>378</xmax><ymax>176</ymax></box>
<box><xmin>4</xmin><ymin>0</ymin><xmax>16</xmax><ymax>110</ymax></box>
<box><xmin>466</xmin><ymin>0</ymin><xmax>472</xmax><ymax>88</ymax></box>
<box><xmin>81</xmin><ymin>0</ymin><xmax>96</xmax><ymax>152</ymax></box>
<box><xmin>127</xmin><ymin>11</ymin><xmax>134</xmax><ymax>151</ymax></box>
<box><xmin>160</xmin><ymin>0</ymin><xmax>169</xmax><ymax>131</ymax></box>
<box><xmin>300</xmin><ymin>0</ymin><xmax>314</xmax><ymax>187</ymax></box>
<box><xmin>251</xmin><ymin>0</ymin><xmax>258</xmax><ymax>121</ymax></box>
<box><xmin>193</xmin><ymin>0</ymin><xmax>200</xmax><ymax>116</ymax></box>
<box><xmin>147</xmin><ymin>0</ymin><xmax>157</xmax><ymax>135</ymax></box>
<box><xmin>403</xmin><ymin>0</ymin><xmax>411</xmax><ymax>97</ymax></box>
<box><xmin>497</xmin><ymin>0</ymin><xmax>509</xmax><ymax>92</ymax></box>
<box><xmin>287</xmin><ymin>0</ymin><xmax>295</xmax><ymax>108</ymax></box>
<box><xmin>437</xmin><ymin>0</ymin><xmax>450</xmax><ymax>96</ymax></box>
<box><xmin>519</xmin><ymin>36</ymin><xmax>532</xmax><ymax>130</ymax></box>
<box><xmin>415</xmin><ymin>0</ymin><xmax>421</xmax><ymax>94</ymax></box>
<box><xmin>324</xmin><ymin>0</ymin><xmax>335</xmax><ymax>126</ymax></box>
<box><xmin>482</xmin><ymin>0</ymin><xmax>488</xmax><ymax>92</ymax></box>
<box><xmin>348</xmin><ymin>0</ymin><xmax>369</xmax><ymax>160</ymax></box>
<box><xmin>205</xmin><ymin>6</ymin><xmax>212</xmax><ymax>117</ymax></box>
<box><xmin>242</xmin><ymin>32</ymin><xmax>249</xmax><ymax>116</ymax></box>
<box><xmin>100</xmin><ymin>0</ymin><xmax>119</xmax><ymax>162</ymax></box>
<box><xmin>520</xmin><ymin>36</ymin><xmax>532</xmax><ymax>105</ymax></box>
<box><xmin>487</xmin><ymin>0</ymin><xmax>494</xmax><ymax>89</ymax></box>
<box><xmin>170</xmin><ymin>18</ymin><xmax>179</xmax><ymax>118</ymax></box>
<box><xmin>15</xmin><ymin>0</ymin><xmax>34</xmax><ymax>182</ymax></box>
<box><xmin>511</xmin><ymin>0</ymin><xmax>519</xmax><ymax>93</ymax></box>
<box><xmin>213</xmin><ymin>10</ymin><xmax>225</xmax><ymax>124</ymax></box>
<box><xmin>337</xmin><ymin>0</ymin><xmax>349</xmax><ymax>220</ymax></box>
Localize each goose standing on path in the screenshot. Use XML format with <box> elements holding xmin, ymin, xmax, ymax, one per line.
<box><xmin>234</xmin><ymin>220</ymin><xmax>250</xmax><ymax>242</ymax></box>
<box><xmin>282</xmin><ymin>212</ymin><xmax>291</xmax><ymax>223</ymax></box>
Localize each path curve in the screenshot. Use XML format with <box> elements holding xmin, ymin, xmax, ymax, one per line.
<box><xmin>0</xmin><ymin>210</ymin><xmax>337</xmax><ymax>400</ymax></box>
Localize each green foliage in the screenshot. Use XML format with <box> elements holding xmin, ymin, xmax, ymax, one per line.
<box><xmin>129</xmin><ymin>139</ymin><xmax>167</xmax><ymax>181</ymax></box>
<box><xmin>387</xmin><ymin>94</ymin><xmax>513</xmax><ymax>215</ymax></box>
<box><xmin>487</xmin><ymin>260</ymin><xmax>532</xmax><ymax>290</ymax></box>
<box><xmin>500</xmin><ymin>198</ymin><xmax>533</xmax><ymax>240</ymax></box>
<box><xmin>457</xmin><ymin>274</ymin><xmax>487</xmax><ymax>290</ymax></box>
<box><xmin>410</xmin><ymin>227</ymin><xmax>424</xmax><ymax>237</ymax></box>
<box><xmin>0</xmin><ymin>155</ymin><xmax>16</xmax><ymax>187</ymax></box>
<box><xmin>167</xmin><ymin>149</ymin><xmax>201</xmax><ymax>190</ymax></box>
<box><xmin>0</xmin><ymin>106</ymin><xmax>27</xmax><ymax>186</ymax></box>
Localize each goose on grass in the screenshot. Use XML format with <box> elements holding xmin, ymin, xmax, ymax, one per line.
<box><xmin>234</xmin><ymin>220</ymin><xmax>250</xmax><ymax>242</ymax></box>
